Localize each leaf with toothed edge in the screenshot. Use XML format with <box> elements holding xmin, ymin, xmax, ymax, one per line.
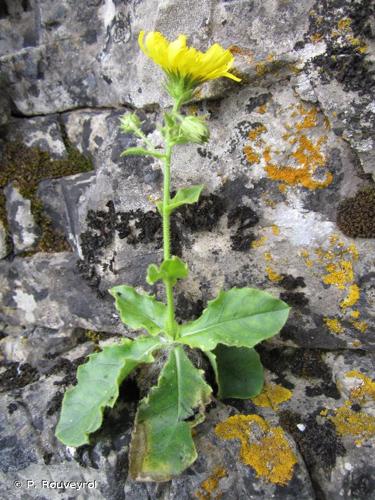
<box><xmin>109</xmin><ymin>285</ymin><xmax>168</xmax><ymax>336</ymax></box>
<box><xmin>129</xmin><ymin>345</ymin><xmax>212</xmax><ymax>481</ymax></box>
<box><xmin>55</xmin><ymin>337</ymin><xmax>161</xmax><ymax>447</ymax></box>
<box><xmin>180</xmin><ymin>287</ymin><xmax>290</xmax><ymax>351</ymax></box>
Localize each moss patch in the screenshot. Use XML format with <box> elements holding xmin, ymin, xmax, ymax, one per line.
<box><xmin>0</xmin><ymin>138</ymin><xmax>93</xmax><ymax>254</ymax></box>
<box><xmin>337</xmin><ymin>187</ymin><xmax>375</xmax><ymax>238</ymax></box>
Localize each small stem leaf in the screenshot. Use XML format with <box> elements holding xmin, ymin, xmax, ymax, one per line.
<box><xmin>180</xmin><ymin>287</ymin><xmax>290</xmax><ymax>351</ymax></box>
<box><xmin>109</xmin><ymin>285</ymin><xmax>167</xmax><ymax>336</ymax></box>
<box><xmin>168</xmin><ymin>185</ymin><xmax>204</xmax><ymax>212</ymax></box>
<box><xmin>121</xmin><ymin>147</ymin><xmax>165</xmax><ymax>159</ymax></box>
<box><xmin>207</xmin><ymin>345</ymin><xmax>264</xmax><ymax>399</ymax></box>
<box><xmin>146</xmin><ymin>256</ymin><xmax>189</xmax><ymax>286</ymax></box>
<box><xmin>129</xmin><ymin>345</ymin><xmax>212</xmax><ymax>481</ymax></box>
<box><xmin>55</xmin><ymin>337</ymin><xmax>161</xmax><ymax>447</ymax></box>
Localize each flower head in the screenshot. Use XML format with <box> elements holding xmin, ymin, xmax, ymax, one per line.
<box><xmin>138</xmin><ymin>31</ymin><xmax>241</xmax><ymax>102</ymax></box>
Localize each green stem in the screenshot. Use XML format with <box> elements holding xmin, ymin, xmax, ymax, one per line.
<box><xmin>162</xmin><ymin>137</ymin><xmax>176</xmax><ymax>337</ymax></box>
<box><xmin>162</xmin><ymin>98</ymin><xmax>183</xmax><ymax>339</ymax></box>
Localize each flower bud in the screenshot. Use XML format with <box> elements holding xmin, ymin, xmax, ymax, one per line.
<box><xmin>178</xmin><ymin>116</ymin><xmax>209</xmax><ymax>144</ymax></box>
<box><xmin>119</xmin><ymin>113</ymin><xmax>141</xmax><ymax>133</ymax></box>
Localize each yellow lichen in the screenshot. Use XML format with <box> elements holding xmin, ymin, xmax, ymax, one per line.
<box><xmin>345</xmin><ymin>371</ymin><xmax>375</xmax><ymax>403</ymax></box>
<box><xmin>215</xmin><ymin>415</ymin><xmax>297</xmax><ymax>485</ymax></box>
<box><xmin>252</xmin><ymin>383</ymin><xmax>292</xmax><ymax>410</ymax></box>
<box><xmin>266</xmin><ymin>266</ymin><xmax>283</xmax><ymax>282</ymax></box>
<box><xmin>195</xmin><ymin>467</ymin><xmax>227</xmax><ymax>500</ymax></box>
<box><xmin>271</xmin><ymin>224</ymin><xmax>280</xmax><ymax>236</ymax></box>
<box><xmin>340</xmin><ymin>284</ymin><xmax>360</xmax><ymax>309</ymax></box>
<box><xmin>324</xmin><ymin>317</ymin><xmax>343</xmax><ymax>334</ymax></box>
<box><xmin>322</xmin><ymin>260</ymin><xmax>354</xmax><ymax>290</ymax></box>
<box><xmin>350</xmin><ymin>310</ymin><xmax>360</xmax><ymax>319</ymax></box>
<box><xmin>310</xmin><ymin>33</ymin><xmax>323</xmax><ymax>43</ymax></box>
<box><xmin>251</xmin><ymin>235</ymin><xmax>267</xmax><ymax>248</ymax></box>
<box><xmin>263</xmin><ymin>251</ymin><xmax>273</xmax><ymax>262</ymax></box>
<box><xmin>351</xmin><ymin>320</ymin><xmax>368</xmax><ymax>334</ymax></box>
<box><xmin>337</xmin><ymin>18</ymin><xmax>352</xmax><ymax>31</ymax></box>
<box><xmin>330</xmin><ymin>404</ymin><xmax>375</xmax><ymax>441</ymax></box>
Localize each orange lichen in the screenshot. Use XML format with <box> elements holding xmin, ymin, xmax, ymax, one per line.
<box><xmin>257</xmin><ymin>104</ymin><xmax>267</xmax><ymax>114</ymax></box>
<box><xmin>243</xmin><ymin>145</ymin><xmax>260</xmax><ymax>164</ymax></box>
<box><xmin>248</xmin><ymin>124</ymin><xmax>267</xmax><ymax>141</ymax></box>
<box><xmin>324</xmin><ymin>317</ymin><xmax>343</xmax><ymax>334</ymax></box>
<box><xmin>215</xmin><ymin>415</ymin><xmax>297</xmax><ymax>485</ymax></box>
<box><xmin>265</xmin><ymin>266</ymin><xmax>282</xmax><ymax>282</ymax></box>
<box><xmin>251</xmin><ymin>235</ymin><xmax>267</xmax><ymax>248</ymax></box>
<box><xmin>296</xmin><ymin>106</ymin><xmax>318</xmax><ymax>130</ymax></box>
<box><xmin>252</xmin><ymin>383</ymin><xmax>292</xmax><ymax>410</ymax></box>
<box><xmin>345</xmin><ymin>371</ymin><xmax>375</xmax><ymax>403</ymax></box>
<box><xmin>340</xmin><ymin>284</ymin><xmax>360</xmax><ymax>309</ymax></box>
<box><xmin>264</xmin><ymin>135</ymin><xmax>332</xmax><ymax>190</ymax></box>
<box><xmin>195</xmin><ymin>467</ymin><xmax>228</xmax><ymax>500</ymax></box>
<box><xmin>322</xmin><ymin>260</ymin><xmax>354</xmax><ymax>290</ymax></box>
<box><xmin>330</xmin><ymin>403</ymin><xmax>375</xmax><ymax>441</ymax></box>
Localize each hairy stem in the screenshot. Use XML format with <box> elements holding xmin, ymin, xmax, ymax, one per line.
<box><xmin>162</xmin><ymin>140</ymin><xmax>176</xmax><ymax>337</ymax></box>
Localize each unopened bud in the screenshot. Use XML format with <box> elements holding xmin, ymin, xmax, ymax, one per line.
<box><xmin>119</xmin><ymin>113</ymin><xmax>141</xmax><ymax>133</ymax></box>
<box><xmin>179</xmin><ymin>116</ymin><xmax>209</xmax><ymax>144</ymax></box>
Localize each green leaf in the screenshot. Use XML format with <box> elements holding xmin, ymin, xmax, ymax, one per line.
<box><xmin>169</xmin><ymin>185</ymin><xmax>204</xmax><ymax>211</ymax></box>
<box><xmin>55</xmin><ymin>337</ymin><xmax>160</xmax><ymax>447</ymax></box>
<box><xmin>129</xmin><ymin>345</ymin><xmax>212</xmax><ymax>481</ymax></box>
<box><xmin>109</xmin><ymin>285</ymin><xmax>167</xmax><ymax>336</ymax></box>
<box><xmin>146</xmin><ymin>256</ymin><xmax>189</xmax><ymax>285</ymax></box>
<box><xmin>121</xmin><ymin>147</ymin><xmax>165</xmax><ymax>159</ymax></box>
<box><xmin>180</xmin><ymin>287</ymin><xmax>290</xmax><ymax>351</ymax></box>
<box><xmin>207</xmin><ymin>345</ymin><xmax>264</xmax><ymax>399</ymax></box>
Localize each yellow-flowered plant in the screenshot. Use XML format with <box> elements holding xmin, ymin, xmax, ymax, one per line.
<box><xmin>56</xmin><ymin>31</ymin><xmax>290</xmax><ymax>483</ymax></box>
<box><xmin>139</xmin><ymin>31</ymin><xmax>241</xmax><ymax>103</ymax></box>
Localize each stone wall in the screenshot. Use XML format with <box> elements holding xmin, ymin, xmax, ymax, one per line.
<box><xmin>0</xmin><ymin>1</ymin><xmax>374</xmax><ymax>499</ymax></box>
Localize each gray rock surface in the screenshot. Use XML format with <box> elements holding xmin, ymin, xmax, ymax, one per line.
<box><xmin>0</xmin><ymin>0</ymin><xmax>374</xmax><ymax>498</ymax></box>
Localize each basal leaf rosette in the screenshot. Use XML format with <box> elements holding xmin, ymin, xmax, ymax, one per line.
<box><xmin>138</xmin><ymin>31</ymin><xmax>241</xmax><ymax>103</ymax></box>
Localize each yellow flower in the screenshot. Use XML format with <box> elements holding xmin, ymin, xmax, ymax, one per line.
<box><xmin>138</xmin><ymin>31</ymin><xmax>240</xmax><ymax>102</ymax></box>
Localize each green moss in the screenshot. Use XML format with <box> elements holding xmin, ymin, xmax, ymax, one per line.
<box><xmin>0</xmin><ymin>138</ymin><xmax>93</xmax><ymax>254</ymax></box>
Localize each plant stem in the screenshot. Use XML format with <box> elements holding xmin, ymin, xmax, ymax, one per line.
<box><xmin>162</xmin><ymin>98</ymin><xmax>183</xmax><ymax>339</ymax></box>
<box><xmin>162</xmin><ymin>139</ymin><xmax>176</xmax><ymax>337</ymax></box>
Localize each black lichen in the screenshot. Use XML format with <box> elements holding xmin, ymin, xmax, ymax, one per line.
<box><xmin>336</xmin><ymin>187</ymin><xmax>375</xmax><ymax>238</ymax></box>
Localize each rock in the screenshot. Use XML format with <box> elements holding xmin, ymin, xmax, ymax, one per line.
<box><xmin>5</xmin><ymin>182</ymin><xmax>39</xmax><ymax>253</ymax></box>
<box><xmin>0</xmin><ymin>221</ymin><xmax>9</xmax><ymax>259</ymax></box>
<box><xmin>0</xmin><ymin>252</ymin><xmax>127</xmax><ymax>333</ymax></box>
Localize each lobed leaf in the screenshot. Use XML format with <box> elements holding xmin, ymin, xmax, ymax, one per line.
<box><xmin>109</xmin><ymin>285</ymin><xmax>167</xmax><ymax>336</ymax></box>
<box><xmin>180</xmin><ymin>287</ymin><xmax>290</xmax><ymax>351</ymax></box>
<box><xmin>207</xmin><ymin>345</ymin><xmax>264</xmax><ymax>399</ymax></box>
<box><xmin>55</xmin><ymin>337</ymin><xmax>161</xmax><ymax>447</ymax></box>
<box><xmin>146</xmin><ymin>256</ymin><xmax>188</xmax><ymax>286</ymax></box>
<box><xmin>169</xmin><ymin>185</ymin><xmax>204</xmax><ymax>211</ymax></box>
<box><xmin>129</xmin><ymin>345</ymin><xmax>212</xmax><ymax>481</ymax></box>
